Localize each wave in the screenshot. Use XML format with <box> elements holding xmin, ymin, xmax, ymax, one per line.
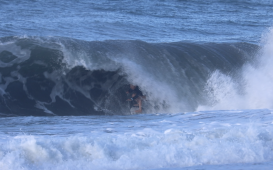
<box><xmin>0</xmin><ymin>36</ymin><xmax>260</xmax><ymax>116</ymax></box>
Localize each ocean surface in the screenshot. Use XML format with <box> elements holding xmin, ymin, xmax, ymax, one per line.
<box><xmin>1</xmin><ymin>0</ymin><xmax>273</xmax><ymax>169</ymax></box>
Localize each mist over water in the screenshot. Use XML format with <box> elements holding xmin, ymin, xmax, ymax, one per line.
<box><xmin>198</xmin><ymin>28</ymin><xmax>273</xmax><ymax>111</ymax></box>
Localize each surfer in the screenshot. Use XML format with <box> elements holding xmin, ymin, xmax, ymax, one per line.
<box><xmin>129</xmin><ymin>92</ymin><xmax>143</xmax><ymax>114</ymax></box>
<box><xmin>126</xmin><ymin>84</ymin><xmax>145</xmax><ymax>101</ymax></box>
<box><xmin>126</xmin><ymin>84</ymin><xmax>145</xmax><ymax>114</ymax></box>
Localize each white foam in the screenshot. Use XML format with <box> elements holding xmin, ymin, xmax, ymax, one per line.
<box><xmin>0</xmin><ymin>125</ymin><xmax>272</xmax><ymax>170</ymax></box>
<box><xmin>198</xmin><ymin>27</ymin><xmax>273</xmax><ymax>111</ymax></box>
<box><xmin>0</xmin><ymin>110</ymin><xmax>273</xmax><ymax>170</ymax></box>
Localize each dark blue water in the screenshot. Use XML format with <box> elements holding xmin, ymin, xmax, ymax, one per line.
<box><xmin>1</xmin><ymin>0</ymin><xmax>273</xmax><ymax>43</ymax></box>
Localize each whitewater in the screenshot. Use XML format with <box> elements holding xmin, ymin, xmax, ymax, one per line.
<box><xmin>1</xmin><ymin>0</ymin><xmax>273</xmax><ymax>169</ymax></box>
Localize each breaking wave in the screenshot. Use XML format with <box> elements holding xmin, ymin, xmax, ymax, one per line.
<box><xmin>0</xmin><ymin>36</ymin><xmax>260</xmax><ymax>116</ymax></box>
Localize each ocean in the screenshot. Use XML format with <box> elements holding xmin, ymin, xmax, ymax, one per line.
<box><xmin>0</xmin><ymin>0</ymin><xmax>273</xmax><ymax>169</ymax></box>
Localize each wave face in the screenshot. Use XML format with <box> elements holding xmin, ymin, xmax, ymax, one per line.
<box><xmin>0</xmin><ymin>36</ymin><xmax>258</xmax><ymax>116</ymax></box>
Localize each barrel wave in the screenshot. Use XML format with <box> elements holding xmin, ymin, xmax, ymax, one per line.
<box><xmin>0</xmin><ymin>36</ymin><xmax>258</xmax><ymax>116</ymax></box>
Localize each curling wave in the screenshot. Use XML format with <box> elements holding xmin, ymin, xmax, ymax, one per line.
<box><xmin>0</xmin><ymin>36</ymin><xmax>258</xmax><ymax>116</ymax></box>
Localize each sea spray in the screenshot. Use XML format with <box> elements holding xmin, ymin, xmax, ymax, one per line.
<box><xmin>199</xmin><ymin>27</ymin><xmax>273</xmax><ymax>111</ymax></box>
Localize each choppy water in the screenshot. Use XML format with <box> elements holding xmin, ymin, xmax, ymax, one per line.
<box><xmin>1</xmin><ymin>0</ymin><xmax>273</xmax><ymax>169</ymax></box>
